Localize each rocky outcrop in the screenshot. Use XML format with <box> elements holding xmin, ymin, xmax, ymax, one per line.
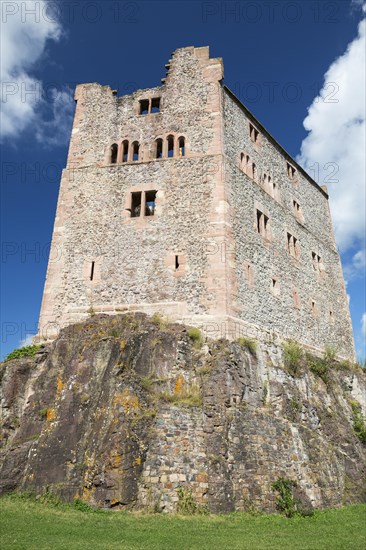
<box><xmin>1</xmin><ymin>313</ymin><xmax>365</xmax><ymax>512</ymax></box>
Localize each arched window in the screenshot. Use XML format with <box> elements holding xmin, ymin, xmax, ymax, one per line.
<box><xmin>132</xmin><ymin>141</ymin><xmax>140</xmax><ymax>162</ymax></box>
<box><xmin>155</xmin><ymin>138</ymin><xmax>163</xmax><ymax>159</ymax></box>
<box><xmin>178</xmin><ymin>136</ymin><xmax>185</xmax><ymax>157</ymax></box>
<box><xmin>167</xmin><ymin>135</ymin><xmax>174</xmax><ymax>158</ymax></box>
<box><xmin>122</xmin><ymin>140</ymin><xmax>129</xmax><ymax>163</ymax></box>
<box><xmin>110</xmin><ymin>143</ymin><xmax>118</xmax><ymax>164</ymax></box>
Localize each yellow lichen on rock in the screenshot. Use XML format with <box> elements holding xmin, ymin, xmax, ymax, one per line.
<box><xmin>46</xmin><ymin>408</ymin><xmax>56</xmax><ymax>422</ymax></box>
<box><xmin>56</xmin><ymin>377</ymin><xmax>64</xmax><ymax>396</ymax></box>
<box><xmin>113</xmin><ymin>389</ymin><xmax>139</xmax><ymax>414</ymax></box>
<box><xmin>111</xmin><ymin>453</ymin><xmax>122</xmax><ymax>468</ymax></box>
<box><xmin>174</xmin><ymin>374</ymin><xmax>185</xmax><ymax>394</ymax></box>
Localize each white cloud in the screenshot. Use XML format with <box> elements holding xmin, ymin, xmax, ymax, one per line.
<box><xmin>298</xmin><ymin>12</ymin><xmax>366</xmax><ymax>257</ymax></box>
<box><xmin>351</xmin><ymin>0</ymin><xmax>365</xmax><ymax>8</ymax></box>
<box><xmin>34</xmin><ymin>88</ymin><xmax>75</xmax><ymax>147</ymax></box>
<box><xmin>361</xmin><ymin>313</ymin><xmax>366</xmax><ymax>338</ymax></box>
<box><xmin>0</xmin><ymin>1</ymin><xmax>73</xmax><ymax>144</ymax></box>
<box><xmin>20</xmin><ymin>334</ymin><xmax>35</xmax><ymax>347</ymax></box>
<box><xmin>344</xmin><ymin>248</ymin><xmax>366</xmax><ymax>281</ymax></box>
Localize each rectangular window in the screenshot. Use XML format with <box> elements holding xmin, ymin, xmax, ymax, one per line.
<box><xmin>139</xmin><ymin>99</ymin><xmax>149</xmax><ymax>115</ymax></box>
<box><xmin>287</xmin><ymin>232</ymin><xmax>300</xmax><ymax>259</ymax></box>
<box><xmin>243</xmin><ymin>261</ymin><xmax>254</xmax><ymax>287</ymax></box>
<box><xmin>312</xmin><ymin>252</ymin><xmax>324</xmax><ymax>276</ymax></box>
<box><xmin>151</xmin><ymin>97</ymin><xmax>161</xmax><ymax>113</ymax></box>
<box><xmin>311</xmin><ymin>300</ymin><xmax>318</xmax><ymax>317</ymax></box>
<box><xmin>131</xmin><ymin>192</ymin><xmax>142</xmax><ymax>217</ymax></box>
<box><xmin>175</xmin><ymin>255</ymin><xmax>179</xmax><ymax>270</ymax></box>
<box><xmin>249</xmin><ymin>122</ymin><xmax>259</xmax><ymax>143</ymax></box>
<box><xmin>145</xmin><ymin>190</ymin><xmax>157</xmax><ymax>216</ymax></box>
<box><xmin>256</xmin><ymin>210</ymin><xmax>269</xmax><ymax>239</ymax></box>
<box><xmin>90</xmin><ymin>261</ymin><xmax>95</xmax><ymax>281</ymax></box>
<box><xmin>287</xmin><ymin>162</ymin><xmax>297</xmax><ymax>180</ymax></box>
<box><xmin>292</xmin><ymin>199</ymin><xmax>303</xmax><ymax>222</ymax></box>
<box><xmin>130</xmin><ymin>190</ymin><xmax>157</xmax><ymax>217</ymax></box>
<box><xmin>271</xmin><ymin>278</ymin><xmax>280</xmax><ymax>297</ymax></box>
<box><xmin>139</xmin><ymin>98</ymin><xmax>161</xmax><ymax>115</ymax></box>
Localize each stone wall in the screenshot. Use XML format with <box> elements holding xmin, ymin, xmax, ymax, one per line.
<box><xmin>222</xmin><ymin>88</ymin><xmax>354</xmax><ymax>359</ymax></box>
<box><xmin>38</xmin><ymin>46</ymin><xmax>230</xmax><ymax>339</ymax></box>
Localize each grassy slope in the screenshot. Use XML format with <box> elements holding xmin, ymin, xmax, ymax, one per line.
<box><xmin>1</xmin><ymin>497</ymin><xmax>365</xmax><ymax>550</ymax></box>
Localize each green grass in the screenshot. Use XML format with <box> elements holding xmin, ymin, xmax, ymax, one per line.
<box><xmin>0</xmin><ymin>495</ymin><xmax>365</xmax><ymax>549</ymax></box>
<box><xmin>187</xmin><ymin>327</ymin><xmax>203</xmax><ymax>348</ymax></box>
<box><xmin>236</xmin><ymin>337</ymin><xmax>257</xmax><ymax>355</ymax></box>
<box><xmin>3</xmin><ymin>344</ymin><xmax>44</xmax><ymax>362</ymax></box>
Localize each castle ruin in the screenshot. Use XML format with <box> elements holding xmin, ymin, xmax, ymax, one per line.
<box><xmin>38</xmin><ymin>46</ymin><xmax>355</xmax><ymax>360</ymax></box>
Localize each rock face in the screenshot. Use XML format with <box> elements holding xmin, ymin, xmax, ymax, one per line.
<box><xmin>1</xmin><ymin>314</ymin><xmax>365</xmax><ymax>512</ymax></box>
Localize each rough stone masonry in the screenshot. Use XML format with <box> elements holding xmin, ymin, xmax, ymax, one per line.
<box><xmin>37</xmin><ymin>45</ymin><xmax>354</xmax><ymax>360</ymax></box>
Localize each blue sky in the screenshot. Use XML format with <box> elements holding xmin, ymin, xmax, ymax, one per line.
<box><xmin>1</xmin><ymin>0</ymin><xmax>365</xmax><ymax>360</ymax></box>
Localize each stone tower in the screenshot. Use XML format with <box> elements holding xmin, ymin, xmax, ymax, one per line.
<box><xmin>38</xmin><ymin>46</ymin><xmax>355</xmax><ymax>360</ymax></box>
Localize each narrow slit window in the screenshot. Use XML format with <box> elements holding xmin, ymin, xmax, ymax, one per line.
<box><xmin>131</xmin><ymin>192</ymin><xmax>142</xmax><ymax>217</ymax></box>
<box><xmin>110</xmin><ymin>143</ymin><xmax>118</xmax><ymax>164</ymax></box>
<box><xmin>287</xmin><ymin>232</ymin><xmax>299</xmax><ymax>258</ymax></box>
<box><xmin>271</xmin><ymin>278</ymin><xmax>280</xmax><ymax>296</ymax></box>
<box><xmin>256</xmin><ymin>210</ymin><xmax>262</xmax><ymax>233</ymax></box>
<box><xmin>293</xmin><ymin>200</ymin><xmax>302</xmax><ymax>218</ymax></box>
<box><xmin>311</xmin><ymin>300</ymin><xmax>318</xmax><ymax>316</ymax></box>
<box><xmin>122</xmin><ymin>140</ymin><xmax>129</xmax><ymax>163</ymax></box>
<box><xmin>175</xmin><ymin>255</ymin><xmax>180</xmax><ymax>270</ymax></box>
<box><xmin>312</xmin><ymin>252</ymin><xmax>317</xmax><ymax>270</ymax></box>
<box><xmin>132</xmin><ymin>141</ymin><xmax>139</xmax><ymax>161</ymax></box>
<box><xmin>252</xmin><ymin>163</ymin><xmax>257</xmax><ymax>181</ymax></box>
<box><xmin>178</xmin><ymin>136</ymin><xmax>185</xmax><ymax>157</ymax></box>
<box><xmin>139</xmin><ymin>99</ymin><xmax>149</xmax><ymax>115</ymax></box>
<box><xmin>249</xmin><ymin>122</ymin><xmax>259</xmax><ymax>143</ymax></box>
<box><xmin>155</xmin><ymin>138</ymin><xmax>163</xmax><ymax>159</ymax></box>
<box><xmin>151</xmin><ymin>97</ymin><xmax>161</xmax><ymax>113</ymax></box>
<box><xmin>145</xmin><ymin>190</ymin><xmax>157</xmax><ymax>216</ymax></box>
<box><xmin>256</xmin><ymin>210</ymin><xmax>269</xmax><ymax>239</ymax></box>
<box><xmin>167</xmin><ymin>135</ymin><xmax>174</xmax><ymax>158</ymax></box>
<box><xmin>287</xmin><ymin>232</ymin><xmax>292</xmax><ymax>252</ymax></box>
<box><xmin>90</xmin><ymin>261</ymin><xmax>95</xmax><ymax>281</ymax></box>
<box><xmin>243</xmin><ymin>261</ymin><xmax>254</xmax><ymax>287</ymax></box>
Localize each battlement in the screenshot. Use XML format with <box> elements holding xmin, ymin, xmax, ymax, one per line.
<box><xmin>37</xmin><ymin>46</ymin><xmax>355</xmax><ymax>360</ymax></box>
